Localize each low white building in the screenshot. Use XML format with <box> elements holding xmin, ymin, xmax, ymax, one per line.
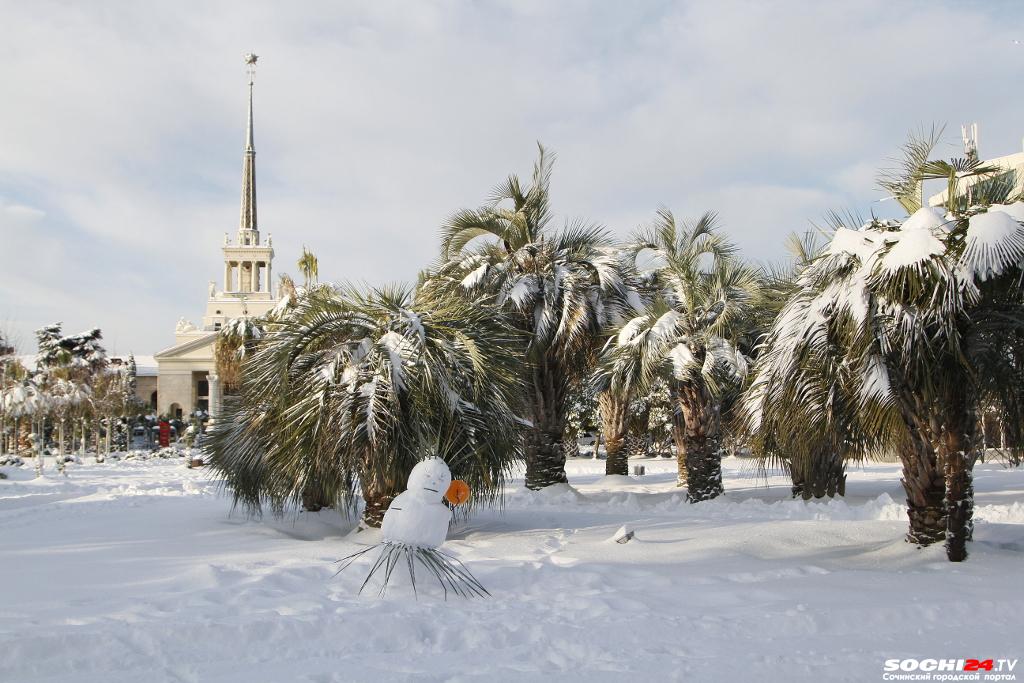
<box><xmin>928</xmin><ymin>125</ymin><xmax>1024</xmax><ymax>208</ymax></box>
<box><xmin>154</xmin><ymin>55</ymin><xmax>279</xmax><ymax>419</ymax></box>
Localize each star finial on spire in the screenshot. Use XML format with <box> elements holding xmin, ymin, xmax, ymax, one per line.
<box><xmin>244</xmin><ymin>52</ymin><xmax>258</xmax><ymax>84</ymax></box>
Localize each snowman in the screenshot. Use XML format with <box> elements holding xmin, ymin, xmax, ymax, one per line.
<box><xmin>336</xmin><ymin>457</ymin><xmax>484</xmax><ymax>598</ymax></box>
<box><xmin>381</xmin><ymin>457</ymin><xmax>453</xmax><ymax>549</ymax></box>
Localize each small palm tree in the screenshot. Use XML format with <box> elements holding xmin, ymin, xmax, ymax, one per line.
<box><xmin>207</xmin><ymin>283</ymin><xmax>523</xmax><ymax>527</ymax></box>
<box><xmin>49</xmin><ymin>378</ymin><xmax>90</xmax><ymax>471</ymax></box>
<box><xmin>432</xmin><ymin>145</ymin><xmax>638</xmax><ymax>489</ymax></box>
<box><xmin>599</xmin><ymin>210</ymin><xmax>758</xmax><ymax>500</ymax></box>
<box><xmin>297</xmin><ymin>246</ymin><xmax>319</xmax><ymax>289</ymax></box>
<box><xmin>214</xmin><ymin>317</ymin><xmax>265</xmax><ymax>395</ymax></box>
<box><xmin>742</xmin><ymin>230</ymin><xmax>856</xmax><ymax>499</ymax></box>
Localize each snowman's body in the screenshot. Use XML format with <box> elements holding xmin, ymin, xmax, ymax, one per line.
<box><xmin>381</xmin><ymin>458</ymin><xmax>452</xmax><ymax>549</ymax></box>
<box><xmin>339</xmin><ymin>458</ymin><xmax>487</xmax><ymax>597</ymax></box>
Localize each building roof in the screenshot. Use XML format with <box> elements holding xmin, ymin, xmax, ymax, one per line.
<box><xmin>153</xmin><ymin>333</ymin><xmax>217</xmax><ymax>360</ymax></box>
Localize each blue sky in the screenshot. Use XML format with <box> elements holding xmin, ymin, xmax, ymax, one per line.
<box><xmin>1</xmin><ymin>1</ymin><xmax>1023</xmax><ymax>354</ymax></box>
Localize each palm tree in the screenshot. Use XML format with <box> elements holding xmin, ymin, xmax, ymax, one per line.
<box><xmin>873</xmin><ymin>203</ymin><xmax>1024</xmax><ymax>561</ymax></box>
<box><xmin>431</xmin><ymin>145</ymin><xmax>638</xmax><ymax>489</ymax></box>
<box><xmin>599</xmin><ymin>210</ymin><xmax>758</xmax><ymax>500</ymax></box>
<box><xmin>742</xmin><ymin>230</ymin><xmax>856</xmax><ymax>499</ymax></box>
<box><xmin>49</xmin><ymin>379</ymin><xmax>90</xmax><ymax>473</ymax></box>
<box><xmin>214</xmin><ymin>316</ymin><xmax>265</xmax><ymax>395</ymax></box>
<box><xmin>741</xmin><ymin>208</ymin><xmax>957</xmax><ymax>543</ymax></box>
<box><xmin>0</xmin><ymin>340</ymin><xmax>23</xmax><ymax>457</ymax></box>
<box><xmin>207</xmin><ymin>283</ymin><xmax>523</xmax><ymax>527</ymax></box>
<box><xmin>742</xmin><ymin>132</ymin><xmax>1024</xmax><ymax>560</ymax></box>
<box><xmin>297</xmin><ymin>246</ymin><xmax>319</xmax><ymax>289</ymax></box>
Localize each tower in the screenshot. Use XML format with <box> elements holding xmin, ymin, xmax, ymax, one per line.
<box><xmin>962</xmin><ymin>122</ymin><xmax>979</xmax><ymax>162</ymax></box>
<box><xmin>156</xmin><ymin>53</ymin><xmax>282</xmax><ymax>422</ymax></box>
<box><xmin>202</xmin><ymin>53</ymin><xmax>278</xmax><ymax>331</ymax></box>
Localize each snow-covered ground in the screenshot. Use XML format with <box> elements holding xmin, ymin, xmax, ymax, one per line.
<box><xmin>2</xmin><ymin>455</ymin><xmax>1023</xmax><ymax>682</ymax></box>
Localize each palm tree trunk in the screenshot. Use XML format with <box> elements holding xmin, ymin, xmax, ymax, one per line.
<box><xmin>94</xmin><ymin>419</ymin><xmax>103</xmax><ymax>463</ymax></box>
<box><xmin>361</xmin><ymin>483</ymin><xmax>401</xmax><ymax>528</ymax></box>
<box><xmin>790</xmin><ymin>451</ymin><xmax>846</xmax><ymax>499</ymax></box>
<box><xmin>301</xmin><ymin>482</ymin><xmax>331</xmax><ymax>512</ymax></box>
<box><xmin>361</xmin><ymin>492</ymin><xmax>393</xmax><ymax>527</ymax></box>
<box><xmin>562</xmin><ymin>432</ymin><xmax>581</xmax><ymax>459</ymax></box>
<box><xmin>671</xmin><ymin>397</ymin><xmax>687</xmax><ymax>486</ymax></box>
<box><xmin>359</xmin><ymin>460</ymin><xmax>402</xmax><ymax>528</ymax></box>
<box><xmin>57</xmin><ymin>419</ymin><xmax>66</xmax><ymax>476</ymax></box>
<box><xmin>599</xmin><ymin>392</ymin><xmax>629</xmax><ymax>476</ymax></box>
<box><xmin>900</xmin><ymin>434</ymin><xmax>946</xmax><ymax>547</ymax></box>
<box><xmin>525</xmin><ymin>428</ymin><xmax>569</xmax><ymax>489</ymax></box>
<box><xmin>937</xmin><ymin>397</ymin><xmax>976</xmax><ymax>562</ymax></box>
<box><xmin>678</xmin><ymin>382</ymin><xmax>724</xmax><ymax>502</ymax></box>
<box><xmin>624</xmin><ymin>433</ymin><xmax>647</xmax><ymax>458</ymax></box>
<box><xmin>943</xmin><ymin>449</ymin><xmax>973</xmax><ymax>562</ymax></box>
<box><xmin>625</xmin><ymin>405</ymin><xmax>651</xmax><ymax>458</ymax></box>
<box><xmin>34</xmin><ymin>418</ymin><xmax>44</xmax><ymax>476</ymax></box>
<box><xmin>523</xmin><ymin>358</ymin><xmax>569</xmax><ymax>490</ymax></box>
<box><xmin>890</xmin><ymin>380</ymin><xmax>947</xmax><ymax>546</ymax></box>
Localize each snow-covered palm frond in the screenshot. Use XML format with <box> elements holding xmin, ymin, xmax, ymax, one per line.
<box><xmin>960</xmin><ymin>210</ymin><xmax>1024</xmax><ymax>282</ymax></box>
<box><xmin>460</xmin><ymin>262</ymin><xmax>490</xmax><ymax>289</ymax></box>
<box><xmin>507</xmin><ymin>275</ymin><xmax>538</xmax><ymax>309</ymax></box>
<box><xmin>668</xmin><ymin>342</ymin><xmax>697</xmax><ymax>379</ymax></box>
<box><xmin>878</xmin><ymin>218</ymin><xmax>947</xmax><ymax>274</ymax></box>
<box><xmin>990</xmin><ymin>201</ymin><xmax>1024</xmax><ymax>222</ymax></box>
<box><xmin>602</xmin><ymin>210</ymin><xmax>758</xmax><ymax>405</ymax></box>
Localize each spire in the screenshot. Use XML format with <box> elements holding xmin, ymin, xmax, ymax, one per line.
<box><xmin>239</xmin><ymin>53</ymin><xmax>258</xmax><ymax>234</ymax></box>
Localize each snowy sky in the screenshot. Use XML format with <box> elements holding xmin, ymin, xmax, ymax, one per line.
<box><xmin>2</xmin><ymin>1</ymin><xmax>1023</xmax><ymax>355</ymax></box>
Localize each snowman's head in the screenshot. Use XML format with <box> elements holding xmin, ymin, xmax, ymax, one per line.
<box><xmin>405</xmin><ymin>457</ymin><xmax>452</xmax><ymax>502</ymax></box>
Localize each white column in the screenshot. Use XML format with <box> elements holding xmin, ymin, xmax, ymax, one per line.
<box><xmin>208</xmin><ymin>373</ymin><xmax>220</xmax><ymax>422</ymax></box>
<box><xmin>224</xmin><ymin>263</ymin><xmax>231</xmax><ymax>293</ymax></box>
<box><xmin>249</xmin><ymin>261</ymin><xmax>257</xmax><ymax>293</ymax></box>
<box><xmin>266</xmin><ymin>261</ymin><xmax>273</xmax><ymax>295</ymax></box>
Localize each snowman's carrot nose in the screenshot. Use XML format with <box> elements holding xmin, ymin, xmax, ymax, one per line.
<box><xmin>445</xmin><ymin>480</ymin><xmax>471</xmax><ymax>506</ymax></box>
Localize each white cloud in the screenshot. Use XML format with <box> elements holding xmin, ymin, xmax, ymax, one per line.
<box><xmin>0</xmin><ymin>1</ymin><xmax>1022</xmax><ymax>354</ymax></box>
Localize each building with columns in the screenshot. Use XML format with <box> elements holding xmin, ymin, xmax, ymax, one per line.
<box><xmin>154</xmin><ymin>54</ymin><xmax>279</xmax><ymax>419</ymax></box>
